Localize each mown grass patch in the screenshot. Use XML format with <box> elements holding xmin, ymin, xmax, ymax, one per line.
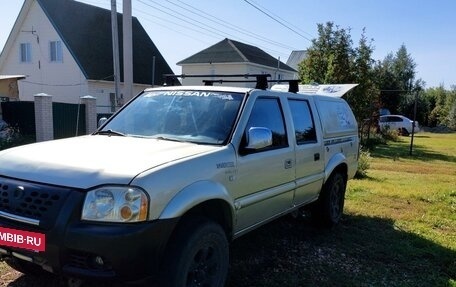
<box><xmin>347</xmin><ymin>132</ymin><xmax>456</xmax><ymax>251</ymax></box>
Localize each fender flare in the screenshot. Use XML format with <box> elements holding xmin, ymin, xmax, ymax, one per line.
<box><xmin>159</xmin><ymin>180</ymin><xmax>235</xmax><ymax>220</ymax></box>
<box><xmin>324</xmin><ymin>153</ymin><xmax>348</xmax><ymax>181</ymax></box>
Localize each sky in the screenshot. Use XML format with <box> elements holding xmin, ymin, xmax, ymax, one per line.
<box><xmin>1</xmin><ymin>0</ymin><xmax>455</xmax><ymax>89</ymax></box>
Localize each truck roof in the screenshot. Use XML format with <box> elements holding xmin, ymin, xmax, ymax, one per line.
<box><xmin>144</xmin><ymin>85</ymin><xmax>252</xmax><ymax>94</ymax></box>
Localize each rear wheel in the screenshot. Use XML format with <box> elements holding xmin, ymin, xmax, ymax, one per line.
<box><xmin>161</xmin><ymin>217</ymin><xmax>229</xmax><ymax>287</ymax></box>
<box><xmin>401</xmin><ymin>128</ymin><xmax>410</xmax><ymax>137</ymax></box>
<box><xmin>312</xmin><ymin>172</ymin><xmax>346</xmax><ymax>227</ymax></box>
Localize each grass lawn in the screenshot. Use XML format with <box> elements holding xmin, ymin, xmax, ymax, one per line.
<box><xmin>0</xmin><ymin>132</ymin><xmax>455</xmax><ymax>287</ymax></box>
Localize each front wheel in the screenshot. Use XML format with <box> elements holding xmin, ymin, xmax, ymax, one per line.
<box><xmin>161</xmin><ymin>217</ymin><xmax>229</xmax><ymax>287</ymax></box>
<box><xmin>312</xmin><ymin>172</ymin><xmax>347</xmax><ymax>227</ymax></box>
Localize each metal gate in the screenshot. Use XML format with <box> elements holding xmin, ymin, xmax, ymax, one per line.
<box><xmin>53</xmin><ymin>102</ymin><xmax>86</xmax><ymax>139</ymax></box>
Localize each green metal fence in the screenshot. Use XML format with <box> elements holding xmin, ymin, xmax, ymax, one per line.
<box><xmin>1</xmin><ymin>101</ymin><xmax>86</xmax><ymax>140</ymax></box>
<box><xmin>53</xmin><ymin>102</ymin><xmax>86</xmax><ymax>139</ymax></box>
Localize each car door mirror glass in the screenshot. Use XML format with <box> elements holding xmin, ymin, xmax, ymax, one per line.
<box><xmin>245</xmin><ymin>127</ymin><xmax>272</xmax><ymax>150</ymax></box>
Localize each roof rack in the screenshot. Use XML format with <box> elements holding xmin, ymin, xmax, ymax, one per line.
<box><xmin>163</xmin><ymin>74</ymin><xmax>271</xmax><ymax>89</ymax></box>
<box><xmin>163</xmin><ymin>74</ymin><xmax>301</xmax><ymax>92</ymax></box>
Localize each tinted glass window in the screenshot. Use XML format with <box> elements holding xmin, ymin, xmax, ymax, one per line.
<box><xmin>289</xmin><ymin>99</ymin><xmax>317</xmax><ymax>144</ymax></box>
<box><xmin>245</xmin><ymin>98</ymin><xmax>288</xmax><ymax>149</ymax></box>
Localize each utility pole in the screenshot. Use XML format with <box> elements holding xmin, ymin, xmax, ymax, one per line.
<box><xmin>152</xmin><ymin>56</ymin><xmax>156</xmax><ymax>87</ymax></box>
<box><xmin>123</xmin><ymin>0</ymin><xmax>133</xmax><ymax>102</ymax></box>
<box><xmin>110</xmin><ymin>0</ymin><xmax>121</xmax><ymax>108</ymax></box>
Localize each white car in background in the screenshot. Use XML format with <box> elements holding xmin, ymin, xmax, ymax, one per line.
<box><xmin>379</xmin><ymin>115</ymin><xmax>420</xmax><ymax>136</ymax></box>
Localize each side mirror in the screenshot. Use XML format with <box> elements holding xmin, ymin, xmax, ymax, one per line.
<box><xmin>245</xmin><ymin>127</ymin><xmax>272</xmax><ymax>150</ymax></box>
<box><xmin>98</xmin><ymin>117</ymin><xmax>108</xmax><ymax>127</ymax></box>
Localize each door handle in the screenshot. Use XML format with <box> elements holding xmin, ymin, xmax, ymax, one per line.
<box><xmin>314</xmin><ymin>153</ymin><xmax>320</xmax><ymax>161</ymax></box>
<box><xmin>284</xmin><ymin>159</ymin><xmax>293</xmax><ymax>169</ymax></box>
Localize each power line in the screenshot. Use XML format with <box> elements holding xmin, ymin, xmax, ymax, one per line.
<box><xmin>242</xmin><ymin>0</ymin><xmax>313</xmax><ymax>42</ymax></box>
<box><xmin>81</xmin><ymin>0</ymin><xmax>216</xmax><ymax>46</ymax></box>
<box><xmin>80</xmin><ymin>0</ymin><xmax>294</xmax><ymax>59</ymax></box>
<box><xmin>167</xmin><ymin>0</ymin><xmax>298</xmax><ymax>51</ymax></box>
<box><xmin>138</xmin><ymin>0</ymin><xmax>290</xmax><ymax>58</ymax></box>
<box><xmin>134</xmin><ymin>8</ymin><xmax>220</xmax><ymax>43</ymax></box>
<box><xmin>248</xmin><ymin>0</ymin><xmax>315</xmax><ymax>39</ymax></box>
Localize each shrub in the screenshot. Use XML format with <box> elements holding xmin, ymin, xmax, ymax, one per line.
<box><xmin>355</xmin><ymin>147</ymin><xmax>371</xmax><ymax>178</ymax></box>
<box><xmin>0</xmin><ymin>124</ymin><xmax>34</xmax><ymax>151</ymax></box>
<box><xmin>380</xmin><ymin>127</ymin><xmax>400</xmax><ymax>142</ymax></box>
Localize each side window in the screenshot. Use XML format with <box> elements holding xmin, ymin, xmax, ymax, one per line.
<box><xmin>50</xmin><ymin>41</ymin><xmax>63</xmax><ymax>62</ymax></box>
<box><xmin>289</xmin><ymin>99</ymin><xmax>317</xmax><ymax>144</ymax></box>
<box><xmin>388</xmin><ymin>116</ymin><xmax>400</xmax><ymax>122</ymax></box>
<box><xmin>20</xmin><ymin>43</ymin><xmax>31</xmax><ymax>63</ymax></box>
<box><xmin>244</xmin><ymin>97</ymin><xmax>288</xmax><ymax>151</ymax></box>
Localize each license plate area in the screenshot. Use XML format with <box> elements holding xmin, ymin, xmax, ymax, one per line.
<box><xmin>0</xmin><ymin>226</ymin><xmax>46</xmax><ymax>252</ymax></box>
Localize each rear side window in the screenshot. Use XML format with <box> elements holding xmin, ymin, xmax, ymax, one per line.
<box><xmin>288</xmin><ymin>99</ymin><xmax>317</xmax><ymax>144</ymax></box>
<box><xmin>245</xmin><ymin>97</ymin><xmax>288</xmax><ymax>149</ymax></box>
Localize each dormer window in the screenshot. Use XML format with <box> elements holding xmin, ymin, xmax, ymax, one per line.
<box><xmin>50</xmin><ymin>41</ymin><xmax>63</xmax><ymax>62</ymax></box>
<box><xmin>20</xmin><ymin>43</ymin><xmax>32</xmax><ymax>63</ymax></box>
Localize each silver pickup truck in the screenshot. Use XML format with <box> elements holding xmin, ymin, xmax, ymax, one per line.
<box><xmin>0</xmin><ymin>79</ymin><xmax>358</xmax><ymax>286</ymax></box>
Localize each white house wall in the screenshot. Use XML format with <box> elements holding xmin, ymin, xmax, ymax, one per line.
<box><xmin>180</xmin><ymin>63</ymin><xmax>297</xmax><ymax>88</ymax></box>
<box><xmin>0</xmin><ymin>0</ymin><xmax>89</xmax><ymax>104</ymax></box>
<box><xmin>87</xmin><ymin>81</ymin><xmax>149</xmax><ymax>114</ymax></box>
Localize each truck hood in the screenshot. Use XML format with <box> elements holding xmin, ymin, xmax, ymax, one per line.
<box><xmin>0</xmin><ymin>135</ymin><xmax>217</xmax><ymax>189</ymax></box>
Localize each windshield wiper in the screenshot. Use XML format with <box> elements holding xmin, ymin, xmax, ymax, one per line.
<box><xmin>94</xmin><ymin>129</ymin><xmax>126</xmax><ymax>137</ymax></box>
<box><xmin>154</xmin><ymin>136</ymin><xmax>184</xmax><ymax>142</ymax></box>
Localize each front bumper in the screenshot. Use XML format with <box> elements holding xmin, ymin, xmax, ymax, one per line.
<box><xmin>0</xmin><ymin>178</ymin><xmax>178</xmax><ymax>282</ymax></box>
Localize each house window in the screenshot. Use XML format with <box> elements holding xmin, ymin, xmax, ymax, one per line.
<box><xmin>20</xmin><ymin>43</ymin><xmax>31</xmax><ymax>63</ymax></box>
<box><xmin>50</xmin><ymin>41</ymin><xmax>63</xmax><ymax>62</ymax></box>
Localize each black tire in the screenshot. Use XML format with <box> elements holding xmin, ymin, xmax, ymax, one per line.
<box><xmin>312</xmin><ymin>172</ymin><xmax>346</xmax><ymax>227</ymax></box>
<box><xmin>400</xmin><ymin>128</ymin><xmax>410</xmax><ymax>136</ymax></box>
<box><xmin>160</xmin><ymin>217</ymin><xmax>229</xmax><ymax>287</ymax></box>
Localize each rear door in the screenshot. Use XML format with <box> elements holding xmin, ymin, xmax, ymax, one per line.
<box><xmin>288</xmin><ymin>98</ymin><xmax>325</xmax><ymax>205</ymax></box>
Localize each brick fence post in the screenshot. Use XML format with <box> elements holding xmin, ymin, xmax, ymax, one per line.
<box><xmin>81</xmin><ymin>95</ymin><xmax>97</xmax><ymax>134</ymax></box>
<box><xmin>34</xmin><ymin>93</ymin><xmax>54</xmax><ymax>142</ymax></box>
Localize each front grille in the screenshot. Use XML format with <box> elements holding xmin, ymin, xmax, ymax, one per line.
<box><xmin>0</xmin><ymin>177</ymin><xmax>72</xmax><ymax>229</ymax></box>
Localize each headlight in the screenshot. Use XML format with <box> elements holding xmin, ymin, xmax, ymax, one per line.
<box><xmin>82</xmin><ymin>186</ymin><xmax>148</xmax><ymax>222</ymax></box>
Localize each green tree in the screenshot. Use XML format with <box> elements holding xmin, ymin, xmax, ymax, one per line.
<box><xmin>375</xmin><ymin>54</ymin><xmax>400</xmax><ymax>113</ymax></box>
<box><xmin>443</xmin><ymin>86</ymin><xmax>456</xmax><ymax>129</ymax></box>
<box><xmin>427</xmin><ymin>86</ymin><xmax>448</xmax><ymax>126</ymax></box>
<box><xmin>394</xmin><ymin>45</ymin><xmax>417</xmax><ymax>91</ymax></box>
<box><xmin>447</xmin><ymin>101</ymin><xmax>456</xmax><ymax>130</ymax></box>
<box><xmin>298</xmin><ymin>22</ymin><xmax>354</xmax><ymax>84</ymax></box>
<box><xmin>375</xmin><ymin>45</ymin><xmax>422</xmax><ymax>115</ymax></box>
<box><xmin>299</xmin><ymin>22</ymin><xmax>380</xmax><ymax>121</ymax></box>
<box><xmin>349</xmin><ymin>29</ymin><xmax>379</xmax><ymax>121</ymax></box>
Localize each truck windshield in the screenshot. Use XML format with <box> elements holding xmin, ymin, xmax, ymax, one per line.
<box><xmin>100</xmin><ymin>90</ymin><xmax>244</xmax><ymax>145</ymax></box>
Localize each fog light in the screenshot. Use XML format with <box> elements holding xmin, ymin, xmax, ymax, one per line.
<box><xmin>94</xmin><ymin>256</ymin><xmax>104</xmax><ymax>266</ymax></box>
